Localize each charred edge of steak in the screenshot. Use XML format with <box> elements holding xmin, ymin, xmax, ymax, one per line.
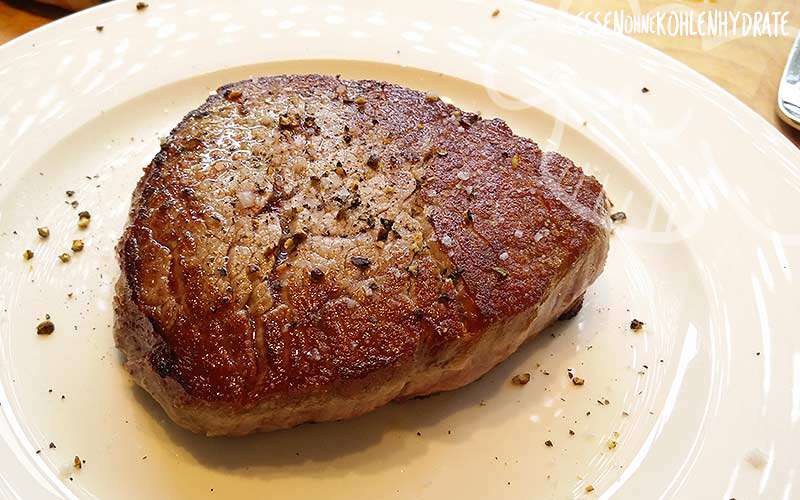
<box><xmin>148</xmin><ymin>341</ymin><xmax>176</xmax><ymax>378</ymax></box>
<box><xmin>557</xmin><ymin>294</ymin><xmax>585</xmax><ymax>321</ymax></box>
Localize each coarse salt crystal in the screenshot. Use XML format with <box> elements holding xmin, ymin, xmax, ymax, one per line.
<box><xmin>514</xmin><ymin>229</ymin><xmax>523</xmax><ymax>238</ymax></box>
<box><xmin>441</xmin><ymin>235</ymin><xmax>454</xmax><ymax>247</ymax></box>
<box><xmin>457</xmin><ymin>170</ymin><xmax>471</xmax><ymax>180</ymax></box>
<box><xmin>499</xmin><ymin>251</ymin><xmax>509</xmax><ymax>261</ymax></box>
<box><xmin>237</xmin><ymin>190</ymin><xmax>256</xmax><ymax>208</ymax></box>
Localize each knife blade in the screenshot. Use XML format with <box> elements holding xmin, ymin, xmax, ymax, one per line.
<box><xmin>777</xmin><ymin>33</ymin><xmax>800</xmax><ymax>130</ymax></box>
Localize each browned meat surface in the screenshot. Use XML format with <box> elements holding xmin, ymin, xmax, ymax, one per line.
<box><xmin>114</xmin><ymin>75</ymin><xmax>610</xmax><ymax>436</ymax></box>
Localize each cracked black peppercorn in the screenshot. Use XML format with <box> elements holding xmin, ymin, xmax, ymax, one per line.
<box><xmin>37</xmin><ymin>320</ymin><xmax>55</xmax><ymax>335</ymax></box>
<box><xmin>351</xmin><ymin>256</ymin><xmax>371</xmax><ymax>269</ymax></box>
<box><xmin>610</xmin><ymin>211</ymin><xmax>627</xmax><ymax>222</ymax></box>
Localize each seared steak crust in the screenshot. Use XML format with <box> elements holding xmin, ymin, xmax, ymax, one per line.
<box><xmin>114</xmin><ymin>75</ymin><xmax>610</xmax><ymax>435</ymax></box>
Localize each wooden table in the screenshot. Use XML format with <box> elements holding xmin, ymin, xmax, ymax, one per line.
<box><xmin>1</xmin><ymin>0</ymin><xmax>798</xmax><ymax>146</ymax></box>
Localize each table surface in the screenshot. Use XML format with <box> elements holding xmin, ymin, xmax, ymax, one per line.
<box><xmin>1</xmin><ymin>0</ymin><xmax>798</xmax><ymax>146</ymax></box>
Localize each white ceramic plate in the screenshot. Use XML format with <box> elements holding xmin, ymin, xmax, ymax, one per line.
<box><xmin>1</xmin><ymin>1</ymin><xmax>799</xmax><ymax>498</ymax></box>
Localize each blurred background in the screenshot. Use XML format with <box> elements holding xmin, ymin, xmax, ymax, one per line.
<box><xmin>1</xmin><ymin>0</ymin><xmax>798</xmax><ymax>144</ymax></box>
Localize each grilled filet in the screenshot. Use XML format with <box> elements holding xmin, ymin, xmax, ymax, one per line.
<box><xmin>114</xmin><ymin>75</ymin><xmax>610</xmax><ymax>436</ymax></box>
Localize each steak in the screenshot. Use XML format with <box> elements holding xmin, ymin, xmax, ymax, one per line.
<box><xmin>114</xmin><ymin>75</ymin><xmax>610</xmax><ymax>436</ymax></box>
